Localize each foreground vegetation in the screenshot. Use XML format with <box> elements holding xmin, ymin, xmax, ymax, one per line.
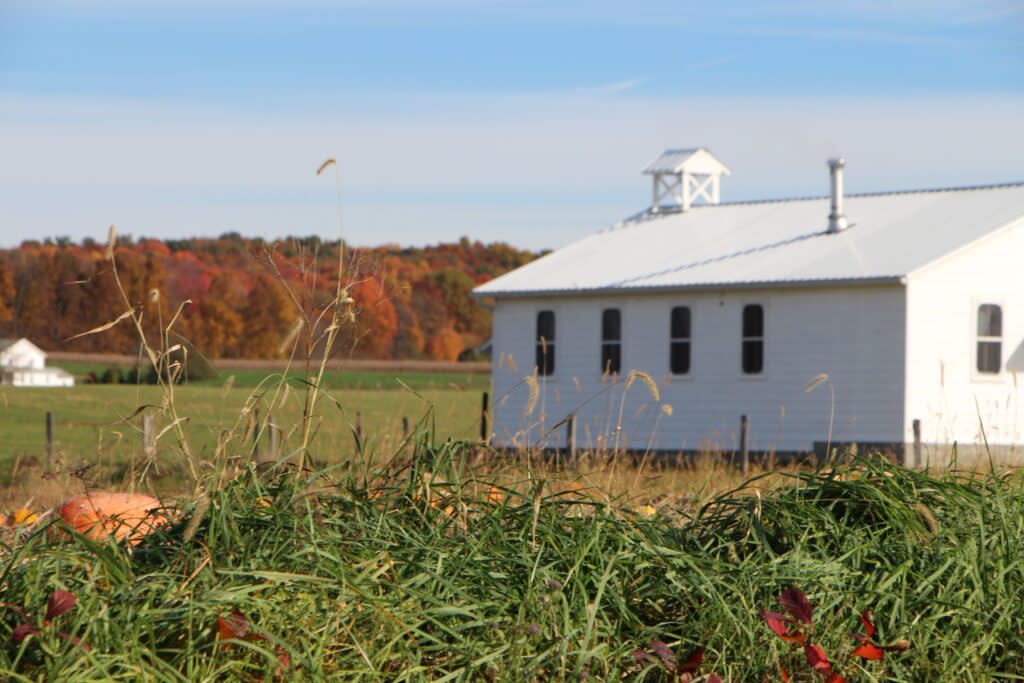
<box><xmin>1</xmin><ymin>444</ymin><xmax>1021</xmax><ymax>680</ymax></box>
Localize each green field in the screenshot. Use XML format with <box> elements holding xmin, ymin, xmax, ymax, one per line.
<box><xmin>0</xmin><ymin>379</ymin><xmax>487</xmax><ymax>478</ymax></box>
<box><xmin>50</xmin><ymin>360</ymin><xmax>490</xmax><ymax>391</ymax></box>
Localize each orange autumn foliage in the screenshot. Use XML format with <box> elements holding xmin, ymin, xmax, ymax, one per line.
<box><xmin>426</xmin><ymin>327</ymin><xmax>463</xmax><ymax>361</ymax></box>
<box><xmin>0</xmin><ymin>235</ymin><xmax>538</xmax><ymax>362</ymax></box>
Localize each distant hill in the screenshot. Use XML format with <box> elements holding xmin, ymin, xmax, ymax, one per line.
<box><xmin>0</xmin><ymin>235</ymin><xmax>541</xmax><ymax>361</ymax></box>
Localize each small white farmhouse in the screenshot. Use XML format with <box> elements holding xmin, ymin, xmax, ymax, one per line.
<box><xmin>474</xmin><ymin>149</ymin><xmax>1024</xmax><ymax>463</ymax></box>
<box><xmin>0</xmin><ymin>338</ymin><xmax>75</xmax><ymax>387</ymax></box>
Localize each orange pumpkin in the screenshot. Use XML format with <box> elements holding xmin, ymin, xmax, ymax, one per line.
<box><xmin>57</xmin><ymin>493</ymin><xmax>169</xmax><ymax>545</ymax></box>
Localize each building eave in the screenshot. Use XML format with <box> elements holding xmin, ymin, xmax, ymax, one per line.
<box><xmin>472</xmin><ymin>275</ymin><xmax>906</xmax><ymax>300</ymax></box>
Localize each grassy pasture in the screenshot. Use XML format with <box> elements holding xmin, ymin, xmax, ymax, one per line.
<box><xmin>0</xmin><ymin>382</ymin><xmax>484</xmax><ymax>484</ymax></box>
<box><xmin>0</xmin><ymin>366</ymin><xmax>802</xmax><ymax>511</ymax></box>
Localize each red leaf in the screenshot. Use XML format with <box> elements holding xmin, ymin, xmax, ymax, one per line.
<box><xmin>649</xmin><ymin>640</ymin><xmax>676</xmax><ymax>671</ymax></box>
<box><xmin>852</xmin><ymin>643</ymin><xmax>885</xmax><ymax>661</ymax></box>
<box><xmin>57</xmin><ymin>631</ymin><xmax>91</xmax><ymax>652</ymax></box>
<box><xmin>632</xmin><ymin>649</ymin><xmax>657</xmax><ymax>665</ymax></box>
<box><xmin>779</xmin><ymin>665</ymin><xmax>791</xmax><ymax>681</ymax></box>
<box><xmin>761</xmin><ymin>610</ymin><xmax>806</xmax><ymax>644</ymax></box>
<box><xmin>779</xmin><ymin>588</ymin><xmax>814</xmax><ymax>626</ymax></box>
<box><xmin>860</xmin><ymin>608</ymin><xmax>876</xmax><ymax>638</ymax></box>
<box><xmin>804</xmin><ymin>643</ymin><xmax>833</xmax><ymax>673</ymax></box>
<box><xmin>45</xmin><ymin>590</ymin><xmax>77</xmax><ymax>621</ymax></box>
<box><xmin>217</xmin><ymin>611</ymin><xmax>250</xmax><ymax>640</ymax></box>
<box><xmin>824</xmin><ymin>674</ymin><xmax>847</xmax><ymax>683</ymax></box>
<box><xmin>761</xmin><ymin>610</ymin><xmax>790</xmax><ymax>636</ymax></box>
<box><xmin>12</xmin><ymin>623</ymin><xmax>39</xmax><ymax>641</ymax></box>
<box><xmin>678</xmin><ymin>646</ymin><xmax>704</xmax><ymax>673</ymax></box>
<box><xmin>706</xmin><ymin>674</ymin><xmax>723</xmax><ymax>683</ymax></box>
<box><xmin>274</xmin><ymin>645</ymin><xmax>291</xmax><ymax>679</ymax></box>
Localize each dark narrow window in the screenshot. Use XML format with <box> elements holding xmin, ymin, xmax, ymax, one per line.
<box><xmin>536</xmin><ymin>310</ymin><xmax>555</xmax><ymax>376</ymax></box>
<box><xmin>976</xmin><ymin>304</ymin><xmax>1002</xmax><ymax>374</ymax></box>
<box><xmin>670</xmin><ymin>306</ymin><xmax>691</xmax><ymax>375</ymax></box>
<box><xmin>741</xmin><ymin>304</ymin><xmax>764</xmax><ymax>375</ymax></box>
<box><xmin>600</xmin><ymin>308</ymin><xmax>622</xmax><ymax>375</ymax></box>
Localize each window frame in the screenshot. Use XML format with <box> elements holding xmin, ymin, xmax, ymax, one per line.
<box><xmin>669</xmin><ymin>305</ymin><xmax>693</xmax><ymax>378</ymax></box>
<box><xmin>600</xmin><ymin>308</ymin><xmax>622</xmax><ymax>376</ymax></box>
<box><xmin>973</xmin><ymin>301</ymin><xmax>1003</xmax><ymax>378</ymax></box>
<box><xmin>535</xmin><ymin>309</ymin><xmax>556</xmax><ymax>378</ymax></box>
<box><xmin>740</xmin><ymin>302</ymin><xmax>766</xmax><ymax>378</ymax></box>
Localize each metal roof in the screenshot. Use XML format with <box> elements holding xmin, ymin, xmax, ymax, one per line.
<box><xmin>643</xmin><ymin>147</ymin><xmax>731</xmax><ymax>176</ymax></box>
<box><xmin>473</xmin><ymin>182</ymin><xmax>1024</xmax><ymax>298</ymax></box>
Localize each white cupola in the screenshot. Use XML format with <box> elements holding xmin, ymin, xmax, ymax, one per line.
<box><xmin>643</xmin><ymin>147</ymin><xmax>731</xmax><ymax>213</ymax></box>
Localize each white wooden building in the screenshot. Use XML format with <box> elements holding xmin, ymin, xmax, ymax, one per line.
<box><xmin>473</xmin><ymin>149</ymin><xmax>1024</xmax><ymax>462</ymax></box>
<box><xmin>0</xmin><ymin>338</ymin><xmax>74</xmax><ymax>387</ymax></box>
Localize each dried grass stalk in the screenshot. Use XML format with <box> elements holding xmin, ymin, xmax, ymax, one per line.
<box><xmin>524</xmin><ymin>375</ymin><xmax>539</xmax><ymax>416</ymax></box>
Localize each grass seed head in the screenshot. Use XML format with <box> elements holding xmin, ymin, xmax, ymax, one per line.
<box><xmin>625</xmin><ymin>370</ymin><xmax>660</xmax><ymax>402</ymax></box>
<box><xmin>524</xmin><ymin>375</ymin><xmax>540</xmax><ymax>416</ymax></box>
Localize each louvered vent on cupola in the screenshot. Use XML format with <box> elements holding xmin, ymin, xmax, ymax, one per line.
<box><xmin>643</xmin><ymin>147</ymin><xmax>730</xmax><ymax>213</ymax></box>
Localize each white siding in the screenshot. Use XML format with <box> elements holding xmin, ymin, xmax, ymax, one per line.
<box><xmin>490</xmin><ymin>286</ymin><xmax>906</xmax><ymax>454</ymax></box>
<box><xmin>905</xmin><ymin>218</ymin><xmax>1024</xmax><ymax>459</ymax></box>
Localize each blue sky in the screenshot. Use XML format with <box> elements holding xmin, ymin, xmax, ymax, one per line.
<box><xmin>1</xmin><ymin>0</ymin><xmax>1022</xmax><ymax>249</ymax></box>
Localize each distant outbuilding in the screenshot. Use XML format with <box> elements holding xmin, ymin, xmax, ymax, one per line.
<box><xmin>474</xmin><ymin>149</ymin><xmax>1024</xmax><ymax>461</ymax></box>
<box><xmin>0</xmin><ymin>338</ymin><xmax>74</xmax><ymax>387</ymax></box>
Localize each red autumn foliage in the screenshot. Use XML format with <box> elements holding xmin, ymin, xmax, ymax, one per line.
<box><xmin>6</xmin><ymin>589</ymin><xmax>88</xmax><ymax>651</ymax></box>
<box><xmin>778</xmin><ymin>587</ymin><xmax>814</xmax><ymax>626</ymax></box>
<box><xmin>804</xmin><ymin>642</ymin><xmax>833</xmax><ymax>673</ymax></box>
<box><xmin>632</xmin><ymin>639</ymin><xmax>720</xmax><ymax>681</ymax></box>
<box><xmin>762</xmin><ymin>588</ymin><xmax>907</xmax><ymax>681</ymax></box>
<box><xmin>0</xmin><ymin>235</ymin><xmax>539</xmax><ymax>361</ymax></box>
<box><xmin>849</xmin><ymin>607</ymin><xmax>910</xmax><ymax>661</ymax></box>
<box><xmin>45</xmin><ymin>590</ymin><xmax>77</xmax><ymax>621</ymax></box>
<box><xmin>860</xmin><ymin>608</ymin><xmax>876</xmax><ymax>638</ymax></box>
<box><xmin>678</xmin><ymin>645</ymin><xmax>704</xmax><ymax>673</ymax></box>
<box><xmin>852</xmin><ymin>643</ymin><xmax>886</xmax><ymax>660</ymax></box>
<box><xmin>761</xmin><ymin>610</ymin><xmax>806</xmax><ymax>645</ymax></box>
<box><xmin>217</xmin><ymin>610</ymin><xmax>258</xmax><ymax>642</ymax></box>
<box><xmin>216</xmin><ymin>610</ymin><xmax>292</xmax><ymax>679</ymax></box>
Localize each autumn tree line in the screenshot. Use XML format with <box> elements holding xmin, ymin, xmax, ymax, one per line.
<box><xmin>0</xmin><ymin>234</ymin><xmax>540</xmax><ymax>361</ymax></box>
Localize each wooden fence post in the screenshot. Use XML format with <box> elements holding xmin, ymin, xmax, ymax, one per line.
<box><xmin>912</xmin><ymin>418</ymin><xmax>922</xmax><ymax>469</ymax></box>
<box><xmin>567</xmin><ymin>413</ymin><xmax>577</xmax><ymax>461</ymax></box>
<box><xmin>480</xmin><ymin>392</ymin><xmax>490</xmax><ymax>443</ymax></box>
<box><xmin>402</xmin><ymin>416</ymin><xmax>410</xmax><ymax>440</ymax></box>
<box><xmin>142</xmin><ymin>413</ymin><xmax>156</xmax><ymax>459</ymax></box>
<box><xmin>354</xmin><ymin>412</ymin><xmax>363</xmax><ymax>455</ymax></box>
<box><xmin>268</xmin><ymin>414</ymin><xmax>279</xmax><ymax>460</ymax></box>
<box><xmin>739</xmin><ymin>414</ymin><xmax>750</xmax><ymax>475</ymax></box>
<box><xmin>45</xmin><ymin>412</ymin><xmax>53</xmax><ymax>468</ymax></box>
<box><xmin>253</xmin><ymin>405</ymin><xmax>264</xmax><ymax>461</ymax></box>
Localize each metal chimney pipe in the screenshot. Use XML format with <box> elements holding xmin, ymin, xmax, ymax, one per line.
<box><xmin>827</xmin><ymin>157</ymin><xmax>848</xmax><ymax>233</ymax></box>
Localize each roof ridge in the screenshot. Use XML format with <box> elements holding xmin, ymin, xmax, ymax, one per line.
<box><xmin>618</xmin><ymin>179</ymin><xmax>1024</xmax><ymax>226</ymax></box>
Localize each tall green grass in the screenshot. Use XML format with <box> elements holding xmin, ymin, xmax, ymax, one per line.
<box><xmin>1</xmin><ymin>444</ymin><xmax>1022</xmax><ymax>680</ymax></box>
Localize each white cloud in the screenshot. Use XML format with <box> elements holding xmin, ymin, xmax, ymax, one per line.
<box><xmin>1</xmin><ymin>91</ymin><xmax>1022</xmax><ymax>249</ymax></box>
